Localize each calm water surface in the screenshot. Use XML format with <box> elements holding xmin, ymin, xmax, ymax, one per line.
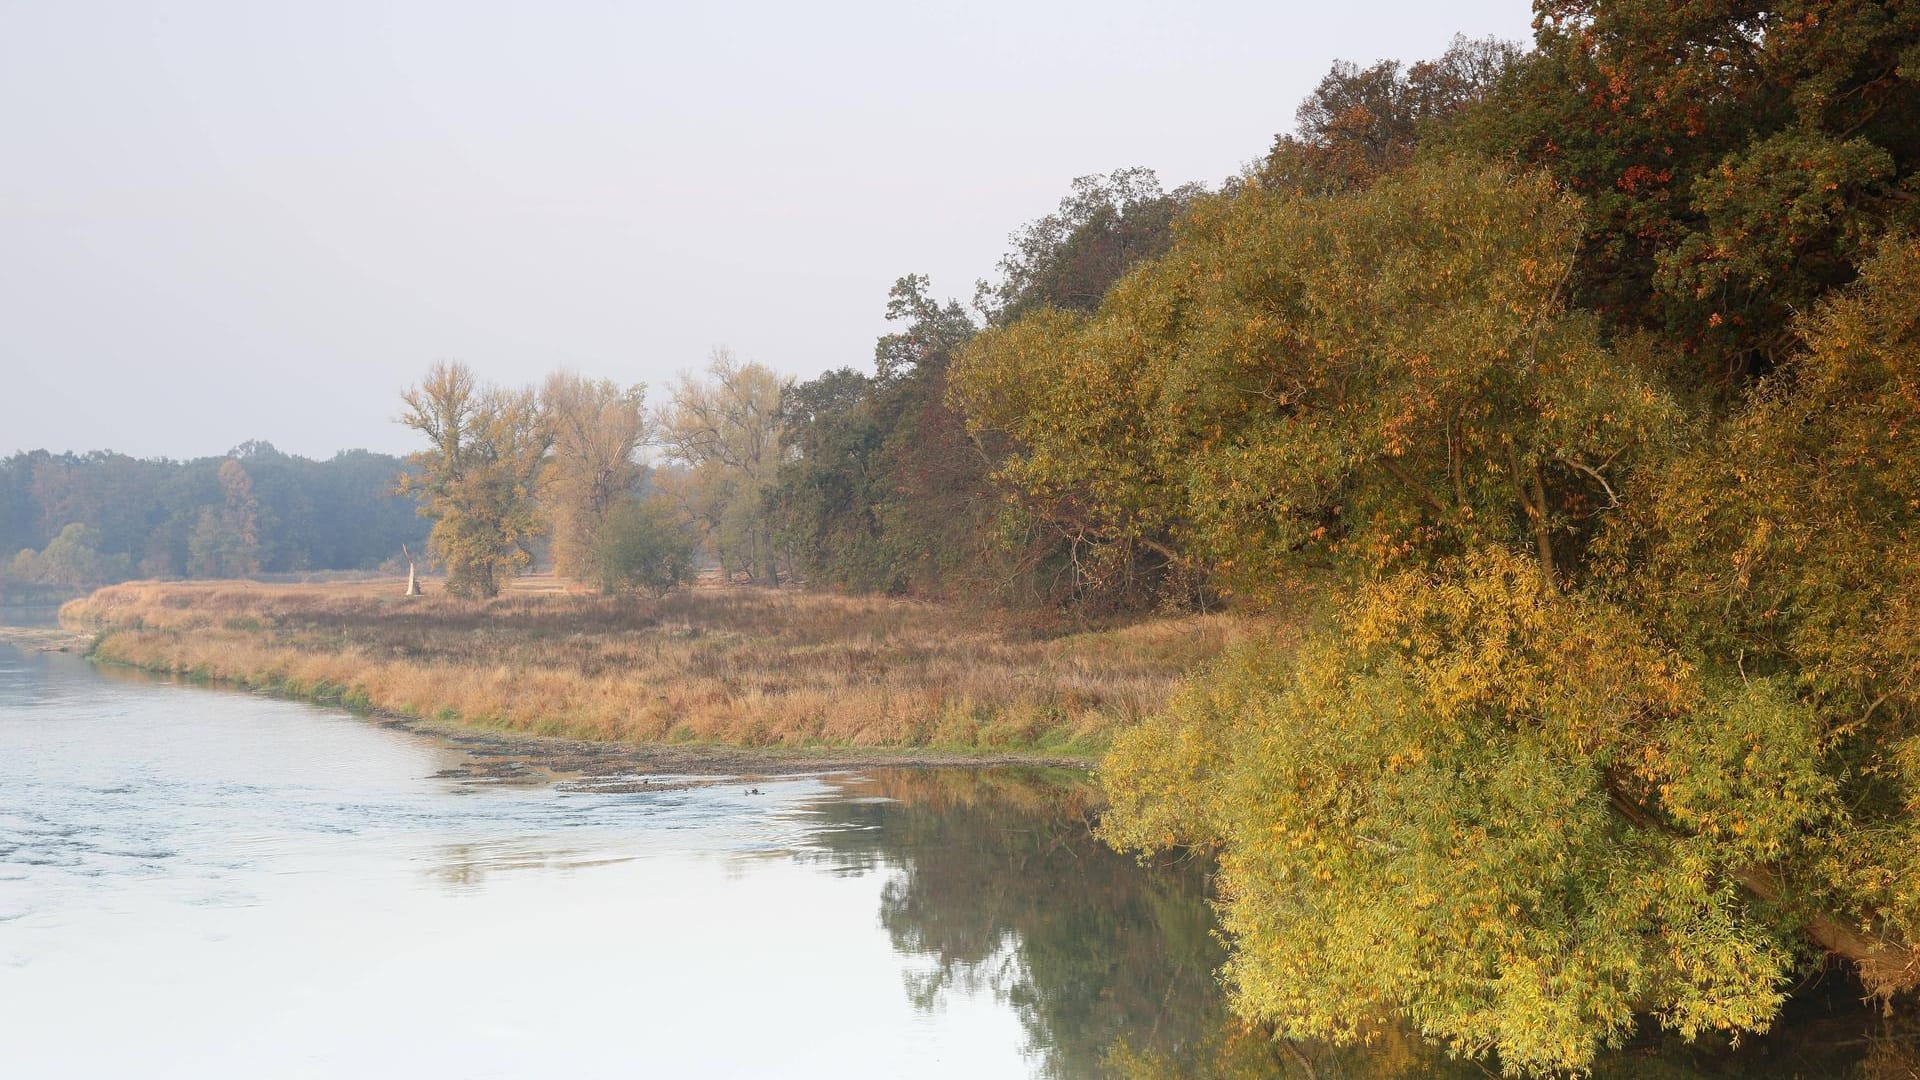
<box><xmin>0</xmin><ymin>639</ymin><xmax>1224</xmax><ymax>1078</ymax></box>
<box><xmin>0</xmin><ymin>639</ymin><xmax>1909</xmax><ymax>1078</ymax></box>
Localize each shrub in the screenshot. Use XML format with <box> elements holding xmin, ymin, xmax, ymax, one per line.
<box><xmin>589</xmin><ymin>496</ymin><xmax>698</xmax><ymax>597</ymax></box>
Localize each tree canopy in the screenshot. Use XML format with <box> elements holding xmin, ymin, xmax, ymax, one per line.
<box><xmin>1049</xmin><ymin>5</ymin><xmax>1920</xmax><ymax>1070</ymax></box>
<box><xmin>398</xmin><ymin>362</ymin><xmax>549</xmax><ymax>598</ymax></box>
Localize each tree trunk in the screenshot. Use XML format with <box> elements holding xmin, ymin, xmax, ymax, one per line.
<box><xmin>1734</xmin><ymin>866</ymin><xmax>1920</xmax><ymax>997</ymax></box>
<box><xmin>1609</xmin><ymin>780</ymin><xmax>1920</xmax><ymax>994</ymax></box>
<box><xmin>757</xmin><ymin>528</ymin><xmax>779</xmax><ymax>588</ymax></box>
<box><xmin>1505</xmin><ymin>442</ymin><xmax>1555</xmax><ymax>584</ymax></box>
<box><xmin>402</xmin><ymin>545</ymin><xmax>423</xmax><ymax>597</ymax></box>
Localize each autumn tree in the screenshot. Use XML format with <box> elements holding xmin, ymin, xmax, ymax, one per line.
<box><xmin>976</xmin><ymin>168</ymin><xmax>1202</xmax><ymax>324</ymax></box>
<box><xmin>9</xmin><ymin>522</ymin><xmax>126</xmax><ymax>587</ymax></box>
<box><xmin>1074</xmin><ymin>167</ymin><xmax>1920</xmax><ymax>1072</ymax></box>
<box><xmin>1600</xmin><ymin>235</ymin><xmax>1920</xmax><ymax>999</ymax></box>
<box><xmin>954</xmin><ymin>160</ymin><xmax>1668</xmax><ymax>606</ymax></box>
<box><xmin>1101</xmin><ymin>248</ymin><xmax>1920</xmax><ymax>1070</ymax></box>
<box><xmin>398</xmin><ymin>361</ymin><xmax>548</xmax><ymax>598</ymax></box>
<box><xmin>186</xmin><ymin>459</ymin><xmax>263</xmax><ymax>578</ymax></box>
<box><xmin>653</xmin><ymin>350</ymin><xmax>788</xmax><ymax>584</ymax></box>
<box><xmin>1451</xmin><ymin>0</ymin><xmax>1920</xmax><ymax>388</ymax></box>
<box><xmin>943</xmin><ymin>152</ymin><xmax>1920</xmax><ymax>1072</ymax></box>
<box><xmin>538</xmin><ymin>371</ymin><xmax>647</xmax><ymax>582</ymax></box>
<box><xmin>1262</xmin><ymin>34</ymin><xmax>1520</xmax><ymax>192</ymax></box>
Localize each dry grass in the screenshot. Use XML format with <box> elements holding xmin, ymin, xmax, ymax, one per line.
<box><xmin>63</xmin><ymin>577</ymin><xmax>1243</xmax><ymax>754</ymax></box>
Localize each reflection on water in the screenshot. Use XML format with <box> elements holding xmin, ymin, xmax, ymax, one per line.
<box><xmin>790</xmin><ymin>783</ymin><xmax>1920</xmax><ymax>1080</ymax></box>
<box><xmin>796</xmin><ymin>772</ymin><xmax>1920</xmax><ymax>1079</ymax></box>
<box><xmin>0</xmin><ymin>603</ymin><xmax>63</xmax><ymax>628</ymax></box>
<box><xmin>795</xmin><ymin>770</ymin><xmax>1238</xmax><ymax>1078</ymax></box>
<box><xmin>1</xmin><ymin>638</ymin><xmax>1914</xmax><ymax>1078</ymax></box>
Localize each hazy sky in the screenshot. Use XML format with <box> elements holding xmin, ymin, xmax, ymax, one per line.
<box><xmin>1</xmin><ymin>1</ymin><xmax>1533</xmax><ymax>460</ymax></box>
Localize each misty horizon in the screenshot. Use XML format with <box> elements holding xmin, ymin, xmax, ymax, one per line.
<box><xmin>2</xmin><ymin>1</ymin><xmax>1529</xmax><ymax>461</ymax></box>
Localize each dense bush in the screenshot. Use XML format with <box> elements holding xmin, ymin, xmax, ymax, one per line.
<box><xmin>589</xmin><ymin>496</ymin><xmax>697</xmax><ymax>597</ymax></box>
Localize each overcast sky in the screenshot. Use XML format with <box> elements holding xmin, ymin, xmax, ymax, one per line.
<box><xmin>1</xmin><ymin>1</ymin><xmax>1533</xmax><ymax>460</ymax></box>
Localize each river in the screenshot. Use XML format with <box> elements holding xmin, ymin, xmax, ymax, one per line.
<box><xmin>0</xmin><ymin>634</ymin><xmax>1909</xmax><ymax>1078</ymax></box>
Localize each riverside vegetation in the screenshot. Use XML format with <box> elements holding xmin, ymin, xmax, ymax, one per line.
<box><xmin>63</xmin><ymin>579</ymin><xmax>1237</xmax><ymax>753</ymax></box>
<box><xmin>38</xmin><ymin>1</ymin><xmax>1920</xmax><ymax>1074</ymax></box>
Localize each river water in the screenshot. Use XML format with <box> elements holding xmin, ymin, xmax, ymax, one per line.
<box><xmin>0</xmin><ymin>636</ymin><xmax>1909</xmax><ymax>1078</ymax></box>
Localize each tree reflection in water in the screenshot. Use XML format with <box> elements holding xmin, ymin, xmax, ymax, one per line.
<box><xmin>796</xmin><ymin>767</ymin><xmax>1244</xmax><ymax>1078</ymax></box>
<box><xmin>795</xmin><ymin>768</ymin><xmax>1920</xmax><ymax>1080</ymax></box>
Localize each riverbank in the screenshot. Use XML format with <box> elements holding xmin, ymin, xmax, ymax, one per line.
<box><xmin>0</xmin><ymin>625</ymin><xmax>94</xmax><ymax>651</ymax></box>
<box><xmin>62</xmin><ymin>579</ymin><xmax>1240</xmax><ymax>761</ymax></box>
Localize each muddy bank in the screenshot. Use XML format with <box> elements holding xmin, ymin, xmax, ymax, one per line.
<box><xmin>376</xmin><ymin>708</ymin><xmax>1097</xmax><ymax>786</ymax></box>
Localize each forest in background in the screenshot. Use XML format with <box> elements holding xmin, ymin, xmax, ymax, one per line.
<box><xmin>0</xmin><ymin>443</ymin><xmax>425</xmax><ymax>595</ymax></box>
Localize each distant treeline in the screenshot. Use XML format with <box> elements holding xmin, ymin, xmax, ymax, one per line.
<box><xmin>0</xmin><ymin>442</ymin><xmax>425</xmax><ymax>588</ymax></box>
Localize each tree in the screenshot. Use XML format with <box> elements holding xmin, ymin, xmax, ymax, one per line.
<box><xmin>186</xmin><ymin>459</ymin><xmax>263</xmax><ymax>578</ymax></box>
<box><xmin>654</xmin><ymin>350</ymin><xmax>788</xmax><ymax>584</ymax></box>
<box><xmin>0</xmin><ymin>445</ymin><xmax>425</xmax><ymax>586</ymax></box>
<box><xmin>1601</xmin><ymin>235</ymin><xmax>1920</xmax><ymax>996</ymax></box>
<box><xmin>1451</xmin><ymin>0</ymin><xmax>1920</xmax><ymax>389</ymax></box>
<box><xmin>768</xmin><ymin>167</ymin><xmax>1212</xmax><ymax>612</ymax></box>
<box><xmin>14</xmin><ymin>522</ymin><xmax>126</xmax><ymax>587</ymax></box>
<box><xmin>27</xmin><ymin>452</ymin><xmax>171</xmax><ymax>571</ymax></box>
<box><xmin>539</xmin><ymin>371</ymin><xmax>647</xmax><ymax>582</ymax></box>
<box><xmin>1086</xmin><ymin>185</ymin><xmax>1920</xmax><ymax>1071</ymax></box>
<box><xmin>953</xmin><ymin>159</ymin><xmax>1671</xmax><ymax>604</ymax></box>
<box><xmin>397</xmin><ymin>362</ymin><xmax>548</xmax><ymax>598</ymax></box>
<box><xmin>976</xmin><ymin>168</ymin><xmax>1202</xmax><ymax>324</ymax></box>
<box><xmin>954</xmin><ymin>153</ymin><xmax>1892</xmax><ymax>1071</ymax></box>
<box><xmin>771</xmin><ymin>275</ymin><xmax>1002</xmax><ymax>597</ymax></box>
<box><xmin>588</xmin><ymin>495</ymin><xmax>697</xmax><ymax>596</ymax></box>
<box><xmin>1103</xmin><ymin>547</ymin><xmax>1831</xmax><ymax>1075</ymax></box>
<box><xmin>1262</xmin><ymin>35</ymin><xmax>1520</xmax><ymax>193</ymax></box>
<box><xmin>770</xmin><ymin>365</ymin><xmax>891</xmax><ymax>589</ymax></box>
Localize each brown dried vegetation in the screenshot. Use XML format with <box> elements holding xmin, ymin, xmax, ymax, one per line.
<box><xmin>62</xmin><ymin>579</ymin><xmax>1238</xmax><ymax>754</ymax></box>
